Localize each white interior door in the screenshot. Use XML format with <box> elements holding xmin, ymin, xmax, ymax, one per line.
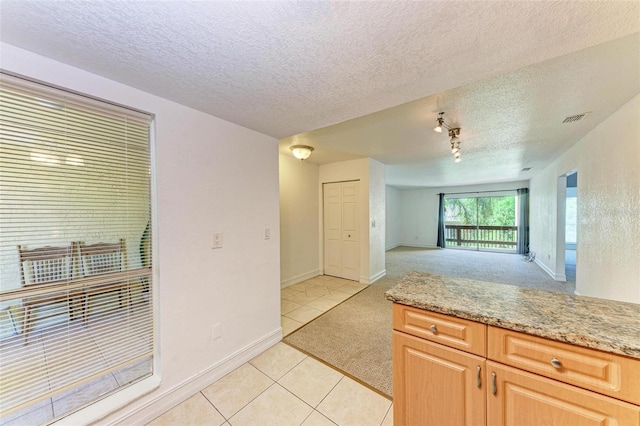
<box><xmin>323</xmin><ymin>181</ymin><xmax>359</xmax><ymax>281</ymax></box>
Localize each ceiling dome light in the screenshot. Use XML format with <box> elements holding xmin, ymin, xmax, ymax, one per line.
<box><xmin>454</xmin><ymin>156</ymin><xmax>461</xmax><ymax>163</ymax></box>
<box><xmin>289</xmin><ymin>145</ymin><xmax>314</xmax><ymax>161</ymax></box>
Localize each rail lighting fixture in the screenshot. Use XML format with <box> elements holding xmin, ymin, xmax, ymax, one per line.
<box><xmin>433</xmin><ymin>112</ymin><xmax>462</xmax><ymax>163</ymax></box>
<box><xmin>289</xmin><ymin>144</ymin><xmax>314</xmax><ymax>161</ymax></box>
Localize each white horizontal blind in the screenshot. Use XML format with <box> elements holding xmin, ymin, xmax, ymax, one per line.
<box><xmin>0</xmin><ymin>73</ymin><xmax>154</xmax><ymax>421</ymax></box>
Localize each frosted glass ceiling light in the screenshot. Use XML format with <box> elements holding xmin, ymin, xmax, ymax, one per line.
<box><xmin>290</xmin><ymin>144</ymin><xmax>314</xmax><ymax>161</ymax></box>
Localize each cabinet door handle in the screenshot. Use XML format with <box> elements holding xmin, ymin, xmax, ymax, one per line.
<box><xmin>429</xmin><ymin>324</ymin><xmax>438</xmax><ymax>334</ymax></box>
<box><xmin>476</xmin><ymin>365</ymin><xmax>482</xmax><ymax>388</ymax></box>
<box><xmin>550</xmin><ymin>358</ymin><xmax>562</xmax><ymax>369</ymax></box>
<box><xmin>491</xmin><ymin>372</ymin><xmax>497</xmax><ymax>395</ymax></box>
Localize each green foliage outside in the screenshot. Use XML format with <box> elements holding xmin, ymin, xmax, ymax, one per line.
<box><xmin>445</xmin><ymin>196</ymin><xmax>516</xmax><ymax>226</ymax></box>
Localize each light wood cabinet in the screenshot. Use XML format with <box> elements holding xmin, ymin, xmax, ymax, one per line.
<box><xmin>486</xmin><ymin>361</ymin><xmax>640</xmax><ymax>426</ymax></box>
<box><xmin>392</xmin><ymin>303</ymin><xmax>640</xmax><ymax>426</ymax></box>
<box><xmin>393</xmin><ymin>331</ymin><xmax>486</xmax><ymax>426</ymax></box>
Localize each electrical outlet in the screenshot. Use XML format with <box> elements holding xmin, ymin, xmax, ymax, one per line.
<box><xmin>213</xmin><ymin>232</ymin><xmax>223</xmax><ymax>249</ymax></box>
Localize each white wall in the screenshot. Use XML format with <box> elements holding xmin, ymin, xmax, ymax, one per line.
<box><xmin>530</xmin><ymin>93</ymin><xmax>640</xmax><ymax>303</ymax></box>
<box><xmin>385</xmin><ymin>186</ymin><xmax>402</xmax><ymax>249</ymax></box>
<box><xmin>279</xmin><ymin>154</ymin><xmax>320</xmax><ymax>287</ymax></box>
<box><xmin>397</xmin><ymin>181</ymin><xmax>529</xmax><ymax>248</ymax></box>
<box><xmin>368</xmin><ymin>159</ymin><xmax>386</xmax><ymax>281</ymax></box>
<box><xmin>1</xmin><ymin>44</ymin><xmax>282</xmax><ymax>424</ymax></box>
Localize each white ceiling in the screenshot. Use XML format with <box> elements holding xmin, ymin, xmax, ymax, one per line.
<box><xmin>1</xmin><ymin>1</ymin><xmax>639</xmax><ymax>187</ymax></box>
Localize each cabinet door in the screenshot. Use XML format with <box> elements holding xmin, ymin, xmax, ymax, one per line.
<box><xmin>486</xmin><ymin>361</ymin><xmax>640</xmax><ymax>426</ymax></box>
<box><xmin>393</xmin><ymin>331</ymin><xmax>486</xmax><ymax>426</ymax></box>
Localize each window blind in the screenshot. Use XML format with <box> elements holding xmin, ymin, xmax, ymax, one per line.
<box><xmin>0</xmin><ymin>73</ymin><xmax>154</xmax><ymax>422</ymax></box>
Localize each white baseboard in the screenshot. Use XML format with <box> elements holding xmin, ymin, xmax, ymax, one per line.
<box><xmin>110</xmin><ymin>328</ymin><xmax>282</xmax><ymax>426</ymax></box>
<box><xmin>574</xmin><ymin>290</ymin><xmax>581</xmax><ymax>296</ymax></box>
<box><xmin>399</xmin><ymin>243</ymin><xmax>439</xmax><ymax>249</ymax></box>
<box><xmin>385</xmin><ymin>243</ymin><xmax>401</xmax><ymax>251</ymax></box>
<box><xmin>281</xmin><ymin>269</ymin><xmax>322</xmax><ymax>288</ymax></box>
<box><xmin>361</xmin><ymin>269</ymin><xmax>386</xmax><ymax>284</ymax></box>
<box><xmin>534</xmin><ymin>259</ymin><xmax>566</xmax><ymax>282</ymax></box>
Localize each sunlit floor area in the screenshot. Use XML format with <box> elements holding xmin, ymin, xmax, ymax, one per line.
<box><xmin>0</xmin><ymin>302</ymin><xmax>152</xmax><ymax>426</ymax></box>
<box><xmin>147</xmin><ymin>342</ymin><xmax>393</xmax><ymax>426</ymax></box>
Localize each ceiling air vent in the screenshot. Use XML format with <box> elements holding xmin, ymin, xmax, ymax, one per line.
<box><xmin>521</xmin><ymin>167</ymin><xmax>532</xmax><ymax>172</ymax></box>
<box><xmin>562</xmin><ymin>112</ymin><xmax>591</xmax><ymax>123</ymax></box>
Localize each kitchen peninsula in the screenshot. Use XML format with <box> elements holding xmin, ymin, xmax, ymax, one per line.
<box><xmin>385</xmin><ymin>272</ymin><xmax>640</xmax><ymax>425</ymax></box>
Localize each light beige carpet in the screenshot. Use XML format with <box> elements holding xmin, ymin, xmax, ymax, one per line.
<box><xmin>284</xmin><ymin>247</ymin><xmax>574</xmax><ymax>397</ymax></box>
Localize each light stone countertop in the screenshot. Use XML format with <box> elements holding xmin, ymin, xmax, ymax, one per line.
<box><xmin>384</xmin><ymin>271</ymin><xmax>640</xmax><ymax>359</ymax></box>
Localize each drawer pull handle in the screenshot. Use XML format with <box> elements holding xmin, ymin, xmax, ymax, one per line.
<box><xmin>476</xmin><ymin>365</ymin><xmax>482</xmax><ymax>388</ymax></box>
<box><xmin>550</xmin><ymin>358</ymin><xmax>563</xmax><ymax>369</ymax></box>
<box><xmin>429</xmin><ymin>324</ymin><xmax>438</xmax><ymax>334</ymax></box>
<box><xmin>491</xmin><ymin>372</ymin><xmax>497</xmax><ymax>395</ymax></box>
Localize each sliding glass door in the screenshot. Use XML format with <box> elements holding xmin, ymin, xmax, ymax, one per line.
<box><xmin>444</xmin><ymin>194</ymin><xmax>517</xmax><ymax>252</ymax></box>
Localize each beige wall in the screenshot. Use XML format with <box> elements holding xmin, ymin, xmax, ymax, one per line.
<box><xmin>530</xmin><ymin>93</ymin><xmax>640</xmax><ymax>303</ymax></box>
<box><xmin>368</xmin><ymin>159</ymin><xmax>386</xmax><ymax>281</ymax></box>
<box><xmin>279</xmin><ymin>154</ymin><xmax>320</xmax><ymax>287</ymax></box>
<box><xmin>385</xmin><ymin>186</ymin><xmax>402</xmax><ymax>250</ymax></box>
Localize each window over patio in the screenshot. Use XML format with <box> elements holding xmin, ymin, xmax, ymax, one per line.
<box><xmin>0</xmin><ymin>73</ymin><xmax>154</xmax><ymax>422</ymax></box>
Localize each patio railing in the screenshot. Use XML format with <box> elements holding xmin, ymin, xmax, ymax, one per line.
<box><xmin>445</xmin><ymin>225</ymin><xmax>517</xmax><ymax>250</ymax></box>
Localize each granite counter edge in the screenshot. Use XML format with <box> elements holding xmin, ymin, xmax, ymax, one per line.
<box><xmin>385</xmin><ymin>294</ymin><xmax>640</xmax><ymax>359</ymax></box>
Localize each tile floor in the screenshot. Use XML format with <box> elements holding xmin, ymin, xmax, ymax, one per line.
<box><xmin>148</xmin><ymin>275</ymin><xmax>390</xmax><ymax>426</ymax></box>
<box><xmin>280</xmin><ymin>275</ymin><xmax>368</xmax><ymax>336</ymax></box>
<box><xmin>3</xmin><ymin>276</ymin><xmax>381</xmax><ymax>425</ymax></box>
<box><xmin>148</xmin><ymin>342</ymin><xmax>393</xmax><ymax>426</ymax></box>
<box><xmin>0</xmin><ymin>301</ymin><xmax>153</xmax><ymax>426</ymax></box>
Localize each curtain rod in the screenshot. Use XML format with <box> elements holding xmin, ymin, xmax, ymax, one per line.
<box><xmin>437</xmin><ymin>188</ymin><xmax>527</xmax><ymax>196</ymax></box>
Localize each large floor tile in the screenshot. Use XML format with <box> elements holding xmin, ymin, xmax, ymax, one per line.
<box><xmin>278</xmin><ymin>357</ymin><xmax>343</xmax><ymax>407</ymax></box>
<box><xmin>282</xmin><ymin>292</ymin><xmax>322</xmax><ymax>305</ymax></box>
<box><xmin>147</xmin><ymin>393</ymin><xmax>225</xmax><ymax>426</ymax></box>
<box><xmin>281</xmin><ymin>316</ymin><xmax>304</xmax><ymax>336</ymax></box>
<box><xmin>249</xmin><ymin>343</ymin><xmax>306</xmax><ymax>380</ymax></box>
<box><xmin>305</xmin><ymin>296</ymin><xmax>340</xmax><ymax>312</ymax></box>
<box><xmin>323</xmin><ymin>291</ymin><xmax>352</xmax><ymax>303</ymax></box>
<box><xmin>381</xmin><ymin>404</ymin><xmax>394</xmax><ymax>426</ymax></box>
<box><xmin>334</xmin><ymin>283</ymin><xmax>367</xmax><ymax>295</ymax></box>
<box><xmin>201</xmin><ymin>364</ymin><xmax>273</xmax><ymax>419</ymax></box>
<box><xmin>281</xmin><ymin>300</ymin><xmax>302</xmax><ymax>315</ymax></box>
<box><xmin>281</xmin><ymin>287</ymin><xmax>302</xmax><ymax>299</ymax></box>
<box><xmin>301</xmin><ymin>411</ymin><xmax>337</xmax><ymax>426</ymax></box>
<box><xmin>229</xmin><ymin>384</ymin><xmax>312</xmax><ymax>426</ymax></box>
<box><xmin>317</xmin><ymin>377</ymin><xmax>391</xmax><ymax>426</ymax></box>
<box><xmin>304</xmin><ymin>287</ymin><xmax>330</xmax><ymax>297</ymax></box>
<box><xmin>284</xmin><ymin>306</ymin><xmax>323</xmax><ymax>323</ymax></box>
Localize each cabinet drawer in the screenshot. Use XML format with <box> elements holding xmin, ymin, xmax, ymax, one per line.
<box><xmin>393</xmin><ymin>304</ymin><xmax>486</xmax><ymax>356</ymax></box>
<box><xmin>488</xmin><ymin>326</ymin><xmax>640</xmax><ymax>405</ymax></box>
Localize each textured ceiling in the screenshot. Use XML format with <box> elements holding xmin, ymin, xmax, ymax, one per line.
<box><xmin>1</xmin><ymin>1</ymin><xmax>639</xmax><ymax>187</ymax></box>
<box><xmin>282</xmin><ymin>33</ymin><xmax>640</xmax><ymax>187</ymax></box>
